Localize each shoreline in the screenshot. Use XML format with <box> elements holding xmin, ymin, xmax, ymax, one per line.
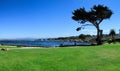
<box><xmin>0</xmin><ymin>43</ymin><xmax>93</xmax><ymax>49</ymax></box>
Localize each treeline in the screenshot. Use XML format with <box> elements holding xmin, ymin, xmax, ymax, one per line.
<box><xmin>36</xmin><ymin>34</ymin><xmax>93</xmax><ymax>42</ymax></box>
<box><xmin>36</xmin><ymin>34</ymin><xmax>120</xmax><ymax>44</ymax></box>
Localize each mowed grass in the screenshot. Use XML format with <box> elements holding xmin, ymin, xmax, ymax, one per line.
<box><xmin>0</xmin><ymin>44</ymin><xmax>120</xmax><ymax>71</ymax></box>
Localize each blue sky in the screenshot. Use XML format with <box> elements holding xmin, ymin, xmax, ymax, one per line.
<box><xmin>0</xmin><ymin>0</ymin><xmax>120</xmax><ymax>39</ymax></box>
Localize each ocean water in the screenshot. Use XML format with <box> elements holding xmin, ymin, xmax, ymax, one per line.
<box><xmin>0</xmin><ymin>41</ymin><xmax>91</xmax><ymax>47</ymax></box>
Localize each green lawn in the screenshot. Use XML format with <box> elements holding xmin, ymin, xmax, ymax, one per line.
<box><xmin>0</xmin><ymin>44</ymin><xmax>120</xmax><ymax>71</ymax></box>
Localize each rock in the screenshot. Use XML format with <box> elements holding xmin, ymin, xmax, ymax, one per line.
<box><xmin>1</xmin><ymin>48</ymin><xmax>8</xmax><ymax>51</ymax></box>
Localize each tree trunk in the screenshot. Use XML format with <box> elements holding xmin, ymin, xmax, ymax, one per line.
<box><xmin>96</xmin><ymin>25</ymin><xmax>102</xmax><ymax>45</ymax></box>
<box><xmin>112</xmin><ymin>35</ymin><xmax>115</xmax><ymax>43</ymax></box>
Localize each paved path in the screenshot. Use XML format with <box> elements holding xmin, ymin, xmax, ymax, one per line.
<box><xmin>0</xmin><ymin>47</ymin><xmax>53</xmax><ymax>51</ymax></box>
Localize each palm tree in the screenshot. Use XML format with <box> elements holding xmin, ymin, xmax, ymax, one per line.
<box><xmin>72</xmin><ymin>4</ymin><xmax>113</xmax><ymax>45</ymax></box>
<box><xmin>109</xmin><ymin>29</ymin><xmax>116</xmax><ymax>42</ymax></box>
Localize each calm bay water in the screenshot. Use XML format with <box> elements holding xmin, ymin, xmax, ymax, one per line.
<box><xmin>0</xmin><ymin>41</ymin><xmax>91</xmax><ymax>47</ymax></box>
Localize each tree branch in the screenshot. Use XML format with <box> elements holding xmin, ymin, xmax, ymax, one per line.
<box><xmin>98</xmin><ymin>19</ymin><xmax>103</xmax><ymax>25</ymax></box>
<box><xmin>81</xmin><ymin>24</ymin><xmax>93</xmax><ymax>27</ymax></box>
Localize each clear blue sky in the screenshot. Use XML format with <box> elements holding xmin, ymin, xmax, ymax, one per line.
<box><xmin>0</xmin><ymin>0</ymin><xmax>120</xmax><ymax>39</ymax></box>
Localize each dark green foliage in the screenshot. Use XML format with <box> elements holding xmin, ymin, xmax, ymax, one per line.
<box><xmin>109</xmin><ymin>29</ymin><xmax>116</xmax><ymax>43</ymax></box>
<box><xmin>79</xmin><ymin>34</ymin><xmax>91</xmax><ymax>41</ymax></box>
<box><xmin>109</xmin><ymin>29</ymin><xmax>116</xmax><ymax>38</ymax></box>
<box><xmin>72</xmin><ymin>4</ymin><xmax>113</xmax><ymax>45</ymax></box>
<box><xmin>106</xmin><ymin>38</ymin><xmax>112</xmax><ymax>44</ymax></box>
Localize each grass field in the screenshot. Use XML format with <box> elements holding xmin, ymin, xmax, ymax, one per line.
<box><xmin>0</xmin><ymin>44</ymin><xmax>120</xmax><ymax>71</ymax></box>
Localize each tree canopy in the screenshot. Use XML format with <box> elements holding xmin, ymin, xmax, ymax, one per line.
<box><xmin>109</xmin><ymin>29</ymin><xmax>116</xmax><ymax>40</ymax></box>
<box><xmin>72</xmin><ymin>4</ymin><xmax>113</xmax><ymax>45</ymax></box>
